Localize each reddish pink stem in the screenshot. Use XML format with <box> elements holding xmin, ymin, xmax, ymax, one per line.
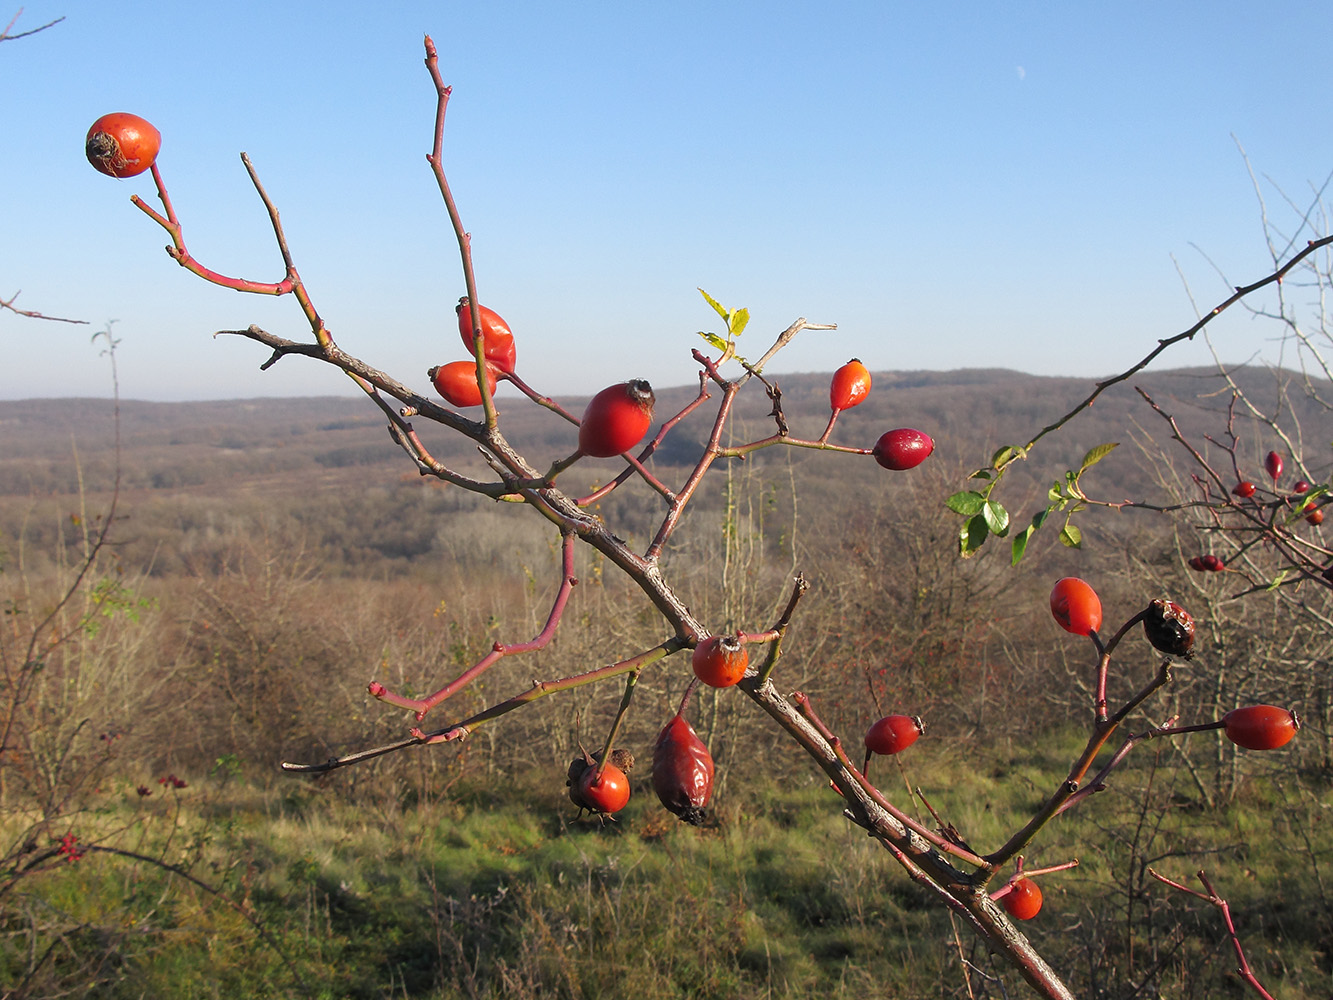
<box><xmin>370</xmin><ymin>532</ymin><xmax>579</xmax><ymax>720</ymax></box>
<box><xmin>131</xmin><ymin>164</ymin><xmax>294</xmax><ymax>296</ymax></box>
<box><xmin>1147</xmin><ymin>869</ymin><xmax>1277</xmax><ymax>1000</ymax></box>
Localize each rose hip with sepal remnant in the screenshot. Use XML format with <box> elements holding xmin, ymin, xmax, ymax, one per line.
<box><xmin>578</xmin><ymin>380</ymin><xmax>656</xmax><ymax>458</ymax></box>
<box><xmin>1222</xmin><ymin>706</ymin><xmax>1300</xmax><ymax>750</ymax></box>
<box><xmin>692</xmin><ymin>635</ymin><xmax>749</xmax><ymax>688</ymax></box>
<box><xmin>85</xmin><ymin>113</ymin><xmax>160</xmax><ymax>178</ymax></box>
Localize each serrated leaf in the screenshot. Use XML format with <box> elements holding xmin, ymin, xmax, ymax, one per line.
<box><xmin>959</xmin><ymin>513</ymin><xmax>989</xmax><ymax>557</ymax></box>
<box><xmin>698</xmin><ymin>287</ymin><xmax>729</xmax><ymax>321</ymax></box>
<box><xmin>991</xmin><ymin>445</ymin><xmax>1017</xmax><ymax>469</ymax></box>
<box><xmin>1059</xmin><ymin>524</ymin><xmax>1083</xmax><ymax>548</ymax></box>
<box><xmin>730</xmin><ymin>307</ymin><xmax>750</xmax><ymax>337</ymax></box>
<box><xmin>1079</xmin><ymin>441</ymin><xmax>1119</xmax><ymax>471</ymax></box>
<box><xmin>1011</xmin><ymin>527</ymin><xmax>1032</xmax><ymax>565</ymax></box>
<box><xmin>983</xmin><ymin>500</ymin><xmax>1010</xmax><ymax>537</ymax></box>
<box><xmin>946</xmin><ymin>491</ymin><xmax>987</xmax><ymax>517</ymax></box>
<box><xmin>699</xmin><ymin>331</ymin><xmax>730</xmax><ymax>352</ymax></box>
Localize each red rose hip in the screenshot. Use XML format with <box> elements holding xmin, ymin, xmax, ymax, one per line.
<box><xmin>1050</xmin><ymin>577</ymin><xmax>1102</xmax><ymax>636</ymax></box>
<box><xmin>692</xmin><ymin>635</ymin><xmax>749</xmax><ymax>688</ymax></box>
<box><xmin>85</xmin><ymin>112</ymin><xmax>161</xmax><ymax>178</ymax></box>
<box><xmin>863</xmin><ymin>714</ymin><xmax>923</xmax><ymax>758</ymax></box>
<box><xmin>1001</xmin><ymin>878</ymin><xmax>1043</xmax><ymax>920</ymax></box>
<box><xmin>830</xmin><ymin>359</ymin><xmax>872</xmax><ymax>411</ymax></box>
<box><xmin>578</xmin><ymin>380</ymin><xmax>655</xmax><ymax>458</ymax></box>
<box><xmin>430</xmin><ymin>360</ymin><xmax>498</xmax><ymax>408</ymax></box>
<box><xmin>873</xmin><ymin>429</ymin><xmax>934</xmax><ymax>470</ymax></box>
<box><xmin>1264</xmin><ymin>451</ymin><xmax>1283</xmax><ymax>482</ymax></box>
<box><xmin>1222</xmin><ymin>705</ymin><xmax>1300</xmax><ymax>750</ymax></box>
<box><xmin>456</xmin><ymin>298</ymin><xmax>517</xmax><ymax>374</ymax></box>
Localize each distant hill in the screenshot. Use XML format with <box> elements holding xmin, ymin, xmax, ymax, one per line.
<box><xmin>2</xmin><ymin>365</ymin><xmax>1323</xmax><ymax>503</ymax></box>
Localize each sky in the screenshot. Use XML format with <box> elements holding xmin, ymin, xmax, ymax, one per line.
<box><xmin>2</xmin><ymin>1</ymin><xmax>1331</xmax><ymax>402</ymax></box>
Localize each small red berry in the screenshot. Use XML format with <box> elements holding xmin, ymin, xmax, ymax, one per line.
<box><xmin>1188</xmin><ymin>556</ymin><xmax>1206</xmax><ymax>572</ymax></box>
<box><xmin>456</xmin><ymin>299</ymin><xmax>517</xmax><ymax>374</ymax></box>
<box><xmin>830</xmin><ymin>359</ymin><xmax>872</xmax><ymax>411</ymax></box>
<box><xmin>1232</xmin><ymin>481</ymin><xmax>1257</xmax><ymax>498</ymax></box>
<box><xmin>1201</xmin><ymin>554</ymin><xmax>1224</xmax><ymax>572</ymax></box>
<box><xmin>863</xmin><ymin>714</ymin><xmax>923</xmax><ymax>758</ymax></box>
<box><xmin>692</xmin><ymin>635</ymin><xmax>749</xmax><ymax>688</ymax></box>
<box><xmin>872</xmin><ymin>429</ymin><xmax>934</xmax><ymax>471</ymax></box>
<box><xmin>1001</xmin><ymin>878</ymin><xmax>1043</xmax><ymax>920</ymax></box>
<box><xmin>576</xmin><ymin>764</ymin><xmax>631</xmax><ymax>814</ymax></box>
<box><xmin>578</xmin><ymin>380</ymin><xmax>656</xmax><ymax>458</ymax></box>
<box><xmin>1264</xmin><ymin>451</ymin><xmax>1283</xmax><ymax>482</ymax></box>
<box><xmin>430</xmin><ymin>360</ymin><xmax>498</xmax><ymax>408</ymax></box>
<box><xmin>1293</xmin><ymin>480</ymin><xmax>1311</xmax><ymax>494</ymax></box>
<box><xmin>567</xmin><ymin>748</ymin><xmax>635</xmax><ymax>815</ymax></box>
<box><xmin>86</xmin><ymin>113</ymin><xmax>161</xmax><ymax>178</ymax></box>
<box><xmin>1050</xmin><ymin>577</ymin><xmax>1102</xmax><ymax>636</ymax></box>
<box><xmin>1222</xmin><ymin>705</ymin><xmax>1300</xmax><ymax>750</ymax></box>
<box><xmin>1306</xmin><ymin>507</ymin><xmax>1325</xmax><ymax>526</ymax></box>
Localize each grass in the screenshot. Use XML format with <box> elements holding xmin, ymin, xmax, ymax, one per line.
<box><xmin>5</xmin><ymin>733</ymin><xmax>1330</xmax><ymax>999</ymax></box>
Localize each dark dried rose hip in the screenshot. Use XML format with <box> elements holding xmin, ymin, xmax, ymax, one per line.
<box><xmin>651</xmin><ymin>713</ymin><xmax>715</xmax><ymax>825</ymax></box>
<box><xmin>1142</xmin><ymin>598</ymin><xmax>1195</xmax><ymax>659</ymax></box>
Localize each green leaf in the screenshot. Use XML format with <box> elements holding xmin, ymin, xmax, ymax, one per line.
<box><xmin>991</xmin><ymin>445</ymin><xmax>1018</xmax><ymax>469</ymax></box>
<box><xmin>970</xmin><ymin>469</ymin><xmax>993</xmax><ymax>481</ymax></box>
<box><xmin>1011</xmin><ymin>527</ymin><xmax>1032</xmax><ymax>565</ymax></box>
<box><xmin>959</xmin><ymin>513</ymin><xmax>989</xmax><ymax>557</ymax></box>
<box><xmin>983</xmin><ymin>500</ymin><xmax>1010</xmax><ymax>537</ymax></box>
<box><xmin>946</xmin><ymin>491</ymin><xmax>987</xmax><ymax>517</ymax></box>
<box><xmin>1266</xmin><ymin>570</ymin><xmax>1288</xmax><ymax>592</ymax></box>
<box><xmin>729</xmin><ymin>307</ymin><xmax>750</xmax><ymax>337</ymax></box>
<box><xmin>1048</xmin><ymin>483</ymin><xmax>1067</xmax><ymax>505</ymax></box>
<box><xmin>1059</xmin><ymin>524</ymin><xmax>1083</xmax><ymax>549</ymax></box>
<box><xmin>699</xmin><ymin>331</ymin><xmax>730</xmax><ymax>352</ymax></box>
<box><xmin>698</xmin><ymin>287</ymin><xmax>729</xmax><ymax>321</ymax></box>
<box><xmin>1031</xmin><ymin>508</ymin><xmax>1050</xmax><ymax>531</ymax></box>
<box><xmin>1079</xmin><ymin>442</ymin><xmax>1119</xmax><ymax>471</ymax></box>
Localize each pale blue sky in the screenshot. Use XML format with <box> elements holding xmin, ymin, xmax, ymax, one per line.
<box><xmin>3</xmin><ymin>2</ymin><xmax>1330</xmax><ymax>400</ymax></box>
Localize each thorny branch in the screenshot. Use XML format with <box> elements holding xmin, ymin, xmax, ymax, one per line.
<box><xmin>103</xmin><ymin>32</ymin><xmax>1325</xmax><ymax>1000</ymax></box>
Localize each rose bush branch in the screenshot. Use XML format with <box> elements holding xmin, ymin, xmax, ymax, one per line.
<box><xmin>986</xmin><ymin>654</ymin><xmax>1174</xmax><ymax>870</ymax></box>
<box><xmin>1136</xmin><ymin>388</ymin><xmax>1333</xmax><ymax>589</ymax></box>
<box><xmin>953</xmin><ymin>234</ymin><xmax>1333</xmax><ymax>560</ymax></box>
<box><xmin>793</xmin><ymin>692</ymin><xmax>989</xmax><ymax>867</ymax></box>
<box><xmin>742</xmin><ymin>680</ymin><xmax>1076</xmax><ymax>1000</ymax></box>
<box><xmin>0</xmin><ymin>290</ymin><xmax>87</xmax><ymax>324</ymax></box>
<box><xmin>369</xmin><ymin>531</ymin><xmax>579</xmax><ymax>719</ymax></box>
<box><xmin>1147</xmin><ymin>868</ymin><xmax>1278</xmax><ymax>1000</ymax></box>
<box><xmin>283</xmin><ymin>638</ymin><xmax>685</xmax><ymax>771</ymax></box>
